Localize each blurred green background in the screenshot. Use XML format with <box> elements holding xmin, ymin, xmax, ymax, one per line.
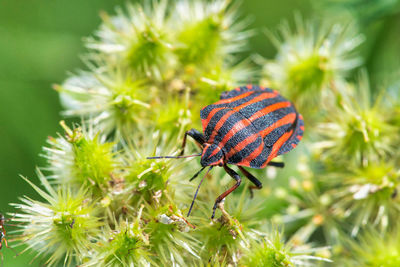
<box><xmin>1</xmin><ymin>0</ymin><xmax>399</xmax><ymax>266</ymax></box>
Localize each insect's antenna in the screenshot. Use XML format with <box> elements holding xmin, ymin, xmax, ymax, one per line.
<box><xmin>187</xmin><ymin>166</ymin><xmax>213</xmax><ymax>217</ymax></box>
<box><xmin>189</xmin><ymin>166</ymin><xmax>206</xmax><ymax>182</ymax></box>
<box><xmin>147</xmin><ymin>153</ymin><xmax>202</xmax><ymax>160</ymax></box>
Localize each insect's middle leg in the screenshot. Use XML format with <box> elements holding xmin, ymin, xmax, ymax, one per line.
<box><xmin>212</xmin><ymin>165</ymin><xmax>241</xmax><ymax>219</ymax></box>
<box><xmin>180</xmin><ymin>129</ymin><xmax>205</xmax><ymax>155</ymax></box>
<box><xmin>238</xmin><ymin>166</ymin><xmax>262</xmax><ymax>198</ymax></box>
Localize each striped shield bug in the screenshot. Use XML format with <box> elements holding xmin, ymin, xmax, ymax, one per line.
<box><xmin>148</xmin><ymin>85</ymin><xmax>304</xmax><ymax>218</ymax></box>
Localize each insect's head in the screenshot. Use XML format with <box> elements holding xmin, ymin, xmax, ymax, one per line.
<box><xmin>0</xmin><ymin>214</ymin><xmax>4</xmax><ymax>224</ymax></box>
<box><xmin>201</xmin><ymin>143</ymin><xmax>224</xmax><ymax>167</ymax></box>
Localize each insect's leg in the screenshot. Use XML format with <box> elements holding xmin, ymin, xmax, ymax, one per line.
<box><xmin>180</xmin><ymin>129</ymin><xmax>205</xmax><ymax>155</ymax></box>
<box><xmin>211</xmin><ymin>165</ymin><xmax>241</xmax><ymax>219</ymax></box>
<box><xmin>238</xmin><ymin>166</ymin><xmax>262</xmax><ymax>198</ymax></box>
<box><xmin>3</xmin><ymin>238</ymin><xmax>18</xmax><ymax>256</ymax></box>
<box><xmin>267</xmin><ymin>161</ymin><xmax>284</xmax><ymax>168</ymax></box>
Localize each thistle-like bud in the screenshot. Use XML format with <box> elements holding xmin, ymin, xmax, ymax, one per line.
<box><xmin>315</xmin><ymin>75</ymin><xmax>397</xmax><ymax>166</ymax></box>
<box><xmin>262</xmin><ymin>15</ymin><xmax>364</xmax><ymax>114</ymax></box>
<box><xmin>43</xmin><ymin>122</ymin><xmax>118</xmax><ymax>195</ymax></box>
<box><xmin>87</xmin><ymin>0</ymin><xmax>174</xmax><ymax>80</ymax></box>
<box><xmin>56</xmin><ymin>69</ymin><xmax>149</xmax><ymax>139</ymax></box>
<box><xmin>173</xmin><ymin>0</ymin><xmax>251</xmax><ymax>68</ymax></box>
<box><xmin>240</xmin><ymin>230</ymin><xmax>331</xmax><ymax>266</ymax></box>
<box><xmin>11</xmin><ymin>172</ymin><xmax>100</xmax><ymax>266</ymax></box>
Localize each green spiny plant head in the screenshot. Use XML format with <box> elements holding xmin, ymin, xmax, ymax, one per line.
<box><xmin>347</xmin><ymin>225</ymin><xmax>400</xmax><ymax>267</ymax></box>
<box><xmin>87</xmin><ymin>0</ymin><xmax>174</xmax><ymax>80</ymax></box>
<box><xmin>262</xmin><ymin>15</ymin><xmax>363</xmax><ymax>113</ymax></box>
<box><xmin>190</xmin><ymin>184</ymin><xmax>264</xmax><ymax>264</ymax></box>
<box><xmin>57</xmin><ymin>69</ymin><xmax>149</xmax><ymax>139</ymax></box>
<box><xmin>143</xmin><ymin>201</ymin><xmax>200</xmax><ymax>266</ymax></box>
<box><xmin>330</xmin><ymin>160</ymin><xmax>400</xmax><ymax>236</ymax></box>
<box><xmin>44</xmin><ymin>122</ymin><xmax>117</xmax><ymax>194</ymax></box>
<box><xmin>110</xmin><ymin>78</ymin><xmax>148</xmax><ymax>128</ymax></box>
<box><xmin>12</xmin><ymin>172</ymin><xmax>100</xmax><ymax>266</ymax></box>
<box><xmin>315</xmin><ymin>75</ymin><xmax>397</xmax><ymax>166</ymax></box>
<box><xmin>174</xmin><ymin>0</ymin><xmax>250</xmax><ymax>67</ymax></box>
<box><xmin>83</xmin><ymin>207</ymin><xmax>154</xmax><ymax>267</ymax></box>
<box><xmin>151</xmin><ymin>97</ymin><xmax>192</xmax><ymax>135</ymax></box>
<box><xmin>73</xmin><ymin>134</ymin><xmax>115</xmax><ymax>188</ymax></box>
<box><xmin>286</xmin><ymin>54</ymin><xmax>328</xmax><ymax>96</ymax></box>
<box><xmin>241</xmin><ymin>234</ymin><xmax>291</xmax><ymax>267</ymax></box>
<box><xmin>127</xmin><ymin>158</ymin><xmax>169</xmax><ymax>193</ymax></box>
<box><xmin>176</xmin><ymin>15</ymin><xmax>223</xmax><ymax>65</ymax></box>
<box><xmin>239</xmin><ymin>230</ymin><xmax>331</xmax><ymax>267</ymax></box>
<box><xmin>195</xmin><ymin>60</ymin><xmax>254</xmax><ymax>104</ymax></box>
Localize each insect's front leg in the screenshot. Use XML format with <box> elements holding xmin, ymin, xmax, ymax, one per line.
<box><xmin>180</xmin><ymin>129</ymin><xmax>205</xmax><ymax>155</ymax></box>
<box><xmin>212</xmin><ymin>165</ymin><xmax>242</xmax><ymax>219</ymax></box>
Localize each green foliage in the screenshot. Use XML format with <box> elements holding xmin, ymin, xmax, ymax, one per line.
<box><xmin>6</xmin><ymin>0</ymin><xmax>400</xmax><ymax>266</ymax></box>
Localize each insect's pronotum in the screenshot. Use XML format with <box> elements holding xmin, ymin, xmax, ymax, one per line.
<box><xmin>148</xmin><ymin>85</ymin><xmax>304</xmax><ymax>218</ymax></box>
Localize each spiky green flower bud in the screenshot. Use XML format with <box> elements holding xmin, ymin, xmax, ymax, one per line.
<box><xmin>347</xmin><ymin>225</ymin><xmax>400</xmax><ymax>267</ymax></box>
<box><xmin>56</xmin><ymin>70</ymin><xmax>149</xmax><ymax>138</ymax></box>
<box><xmin>87</xmin><ymin>0</ymin><xmax>174</xmax><ymax>80</ymax></box>
<box><xmin>174</xmin><ymin>0</ymin><xmax>250</xmax><ymax>67</ymax></box>
<box><xmin>240</xmin><ymin>230</ymin><xmax>331</xmax><ymax>266</ymax></box>
<box><xmin>262</xmin><ymin>15</ymin><xmax>363</xmax><ymax>113</ymax></box>
<box><xmin>330</xmin><ymin>160</ymin><xmax>400</xmax><ymax>236</ymax></box>
<box><xmin>44</xmin><ymin>122</ymin><xmax>117</xmax><ymax>194</ymax></box>
<box><xmin>83</xmin><ymin>207</ymin><xmax>153</xmax><ymax>267</ymax></box>
<box><xmin>12</xmin><ymin>172</ymin><xmax>100</xmax><ymax>266</ymax></box>
<box><xmin>315</xmin><ymin>76</ymin><xmax>397</xmax><ymax>166</ymax></box>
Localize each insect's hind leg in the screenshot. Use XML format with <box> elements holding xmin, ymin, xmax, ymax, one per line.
<box><xmin>238</xmin><ymin>166</ymin><xmax>262</xmax><ymax>198</ymax></box>
<box><xmin>180</xmin><ymin>129</ymin><xmax>205</xmax><ymax>155</ymax></box>
<box><xmin>212</xmin><ymin>165</ymin><xmax>242</xmax><ymax>219</ymax></box>
<box><xmin>267</xmin><ymin>161</ymin><xmax>284</xmax><ymax>168</ymax></box>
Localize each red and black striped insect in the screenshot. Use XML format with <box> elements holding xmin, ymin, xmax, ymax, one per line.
<box><xmin>148</xmin><ymin>85</ymin><xmax>304</xmax><ymax>218</ymax></box>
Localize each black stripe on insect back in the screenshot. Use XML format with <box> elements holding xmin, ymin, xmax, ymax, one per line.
<box><xmin>203</xmin><ymin>108</ymin><xmax>231</xmax><ymax>139</ymax></box>
<box><xmin>249</xmin><ymin>145</ymin><xmax>273</xmax><ymax>168</ymax></box>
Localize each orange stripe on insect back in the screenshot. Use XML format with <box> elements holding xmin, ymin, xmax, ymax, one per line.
<box><xmin>262</xmin><ymin>129</ymin><xmax>294</xmax><ymax>167</ymax></box>
<box><xmin>208</xmin><ymin>110</ymin><xmax>237</xmax><ymax>142</ymax></box>
<box><xmin>201</xmin><ymin>107</ymin><xmax>225</xmax><ymax>131</ymax></box>
<box><xmin>215</xmin><ymin>91</ymin><xmax>254</xmax><ymax>104</ymax></box>
<box><xmin>238</xmin><ymin>140</ymin><xmax>264</xmax><ymax>166</ymax></box>
<box><xmin>248</xmin><ymin>101</ymin><xmax>291</xmax><ymax>123</ymax></box>
<box><xmin>233</xmin><ymin>92</ymin><xmax>277</xmax><ymax>112</ymax></box>
<box><xmin>226</xmin><ymin>132</ymin><xmax>259</xmax><ymax>158</ymax></box>
<box><xmin>209</xmin><ymin>145</ymin><xmax>221</xmax><ymax>158</ymax></box>
<box><xmin>219</xmin><ymin>118</ymin><xmax>250</xmax><ymax>147</ymax></box>
<box><xmin>260</xmin><ymin>113</ymin><xmax>296</xmax><ymax>138</ymax></box>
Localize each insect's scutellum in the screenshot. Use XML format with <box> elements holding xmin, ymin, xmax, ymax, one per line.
<box><xmin>148</xmin><ymin>85</ymin><xmax>304</xmax><ymax>218</ymax></box>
